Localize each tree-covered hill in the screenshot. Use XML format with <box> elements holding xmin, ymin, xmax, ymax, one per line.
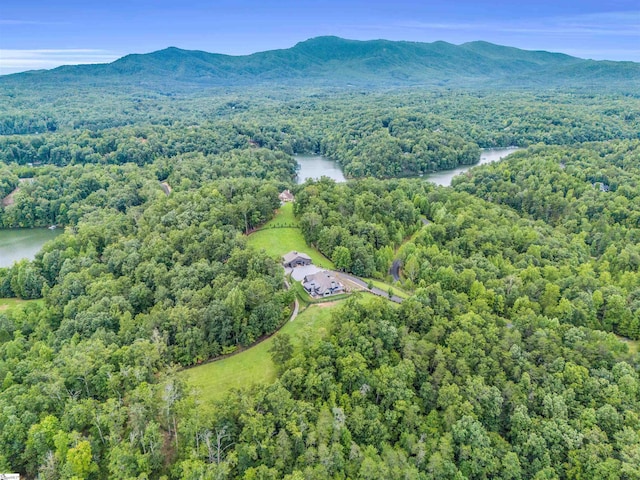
<box><xmin>2</xmin><ymin>38</ymin><xmax>640</xmax><ymax>477</ymax></box>
<box><xmin>2</xmin><ymin>36</ymin><xmax>639</xmax><ymax>91</ymax></box>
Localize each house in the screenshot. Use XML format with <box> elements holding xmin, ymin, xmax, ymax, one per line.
<box><xmin>282</xmin><ymin>251</ymin><xmax>312</xmax><ymax>268</ymax></box>
<box><xmin>592</xmin><ymin>182</ymin><xmax>610</xmax><ymax>192</ymax></box>
<box><xmin>303</xmin><ymin>272</ymin><xmax>345</xmax><ymax>297</ymax></box>
<box><xmin>279</xmin><ymin>189</ymin><xmax>294</xmax><ymax>203</ymax></box>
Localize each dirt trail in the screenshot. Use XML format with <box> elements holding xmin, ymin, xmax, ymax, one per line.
<box><xmin>160</xmin><ymin>181</ymin><xmax>172</xmax><ymax>196</ymax></box>
<box><xmin>1</xmin><ymin>187</ymin><xmax>19</xmax><ymax>207</ymax></box>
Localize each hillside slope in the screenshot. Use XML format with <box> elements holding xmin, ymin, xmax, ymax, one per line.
<box><xmin>2</xmin><ymin>36</ymin><xmax>638</xmax><ymax>91</ymax></box>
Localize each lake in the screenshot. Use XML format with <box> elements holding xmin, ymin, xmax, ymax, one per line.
<box><xmin>295</xmin><ymin>147</ymin><xmax>518</xmax><ymax>187</ymax></box>
<box><xmin>0</xmin><ymin>229</ymin><xmax>63</xmax><ymax>268</ymax></box>
<box><xmin>423</xmin><ymin>147</ymin><xmax>519</xmax><ymax>186</ymax></box>
<box><xmin>295</xmin><ymin>154</ymin><xmax>347</xmax><ymax>184</ymax></box>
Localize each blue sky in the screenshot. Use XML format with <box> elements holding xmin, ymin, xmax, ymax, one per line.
<box><xmin>1</xmin><ymin>0</ymin><xmax>639</xmax><ymax>74</ymax></box>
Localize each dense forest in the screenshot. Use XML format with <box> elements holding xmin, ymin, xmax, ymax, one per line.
<box><xmin>1</xmin><ymin>50</ymin><xmax>640</xmax><ymax>479</ymax></box>
<box><xmin>294</xmin><ymin>178</ymin><xmax>426</xmax><ymax>277</ymax></box>
<box><xmin>1</xmin><ymin>91</ymin><xmax>639</xmax><ymax>179</ymax></box>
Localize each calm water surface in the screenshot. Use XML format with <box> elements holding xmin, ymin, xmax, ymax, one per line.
<box><xmin>423</xmin><ymin>147</ymin><xmax>519</xmax><ymax>186</ymax></box>
<box><xmin>0</xmin><ymin>229</ymin><xmax>62</xmax><ymax>268</ymax></box>
<box><xmin>295</xmin><ymin>148</ymin><xmax>518</xmax><ymax>187</ymax></box>
<box><xmin>295</xmin><ymin>154</ymin><xmax>346</xmax><ymax>184</ymax></box>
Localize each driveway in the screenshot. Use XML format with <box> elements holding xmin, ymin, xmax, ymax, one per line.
<box><xmin>285</xmin><ymin>265</ymin><xmax>404</xmax><ymax>304</ymax></box>
<box><xmin>336</xmin><ymin>272</ymin><xmax>404</xmax><ymax>304</ymax></box>
<box><xmin>389</xmin><ymin>260</ymin><xmax>401</xmax><ymax>282</ymax></box>
<box><xmin>286</xmin><ymin>264</ymin><xmax>326</xmax><ymax>281</ymax></box>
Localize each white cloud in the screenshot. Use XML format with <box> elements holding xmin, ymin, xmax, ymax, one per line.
<box><xmin>397</xmin><ymin>10</ymin><xmax>640</xmax><ymax>37</ymax></box>
<box><xmin>0</xmin><ymin>49</ymin><xmax>120</xmax><ymax>75</ymax></box>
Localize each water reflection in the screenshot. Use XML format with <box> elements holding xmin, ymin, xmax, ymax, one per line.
<box><xmin>0</xmin><ymin>229</ymin><xmax>62</xmax><ymax>268</ymax></box>
<box><xmin>423</xmin><ymin>147</ymin><xmax>519</xmax><ymax>186</ymax></box>
<box><xmin>295</xmin><ymin>154</ymin><xmax>346</xmax><ymax>184</ymax></box>
<box><xmin>294</xmin><ymin>147</ymin><xmax>519</xmax><ymax>187</ymax></box>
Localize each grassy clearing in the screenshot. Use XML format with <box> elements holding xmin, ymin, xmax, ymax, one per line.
<box><xmin>182</xmin><ymin>299</ymin><xmax>342</xmax><ymax>402</ymax></box>
<box><xmin>0</xmin><ymin>298</ymin><xmax>40</xmax><ymax>312</ymax></box>
<box><xmin>248</xmin><ymin>204</ymin><xmax>334</xmax><ymax>269</ymax></box>
<box><xmin>264</xmin><ymin>202</ymin><xmax>298</xmax><ymax>227</ymax></box>
<box><xmin>616</xmin><ymin>334</ymin><xmax>639</xmax><ymax>356</ymax></box>
<box><xmin>364</xmin><ymin>278</ymin><xmax>410</xmax><ymax>299</ymax></box>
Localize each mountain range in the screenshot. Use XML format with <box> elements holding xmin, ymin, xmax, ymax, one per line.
<box><xmin>2</xmin><ymin>36</ymin><xmax>639</xmax><ymax>91</ymax></box>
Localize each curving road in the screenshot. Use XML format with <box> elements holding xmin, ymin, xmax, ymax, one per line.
<box><xmin>284</xmin><ymin>279</ymin><xmax>300</xmax><ymax>321</ymax></box>
<box><xmin>390</xmin><ymin>260</ymin><xmax>402</xmax><ymax>282</ymax></box>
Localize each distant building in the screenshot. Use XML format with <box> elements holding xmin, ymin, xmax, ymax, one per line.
<box><xmin>303</xmin><ymin>271</ymin><xmax>344</xmax><ymax>297</ymax></box>
<box><xmin>279</xmin><ymin>189</ymin><xmax>294</xmax><ymax>203</ymax></box>
<box><xmin>592</xmin><ymin>182</ymin><xmax>610</xmax><ymax>192</ymax></box>
<box><xmin>282</xmin><ymin>251</ymin><xmax>312</xmax><ymax>268</ymax></box>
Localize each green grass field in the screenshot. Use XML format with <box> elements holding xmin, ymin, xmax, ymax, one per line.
<box><xmin>263</xmin><ymin>202</ymin><xmax>298</xmax><ymax>227</ymax></box>
<box><xmin>182</xmin><ymin>300</ymin><xmax>341</xmax><ymax>402</ymax></box>
<box><xmin>247</xmin><ymin>203</ymin><xmax>334</xmax><ymax>269</ymax></box>
<box><xmin>0</xmin><ymin>298</ymin><xmax>40</xmax><ymax>313</ymax></box>
<box><xmin>364</xmin><ymin>278</ymin><xmax>410</xmax><ymax>299</ymax></box>
<box><xmin>616</xmin><ymin>334</ymin><xmax>639</xmax><ymax>356</ymax></box>
<box><xmin>290</xmin><ymin>279</ymin><xmax>351</xmax><ymax>307</ymax></box>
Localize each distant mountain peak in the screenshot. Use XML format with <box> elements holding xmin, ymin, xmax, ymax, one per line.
<box><xmin>1</xmin><ymin>36</ymin><xmax>638</xmax><ymax>92</ymax></box>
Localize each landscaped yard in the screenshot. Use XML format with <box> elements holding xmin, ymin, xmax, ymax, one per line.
<box><xmin>262</xmin><ymin>201</ymin><xmax>298</xmax><ymax>227</ymax></box>
<box><xmin>291</xmin><ymin>279</ymin><xmax>352</xmax><ymax>307</ymax></box>
<box><xmin>182</xmin><ymin>299</ymin><xmax>343</xmax><ymax>402</ymax></box>
<box><xmin>247</xmin><ymin>202</ymin><xmax>334</xmax><ymax>269</ymax></box>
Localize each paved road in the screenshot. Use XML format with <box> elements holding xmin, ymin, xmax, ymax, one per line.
<box><xmin>284</xmin><ymin>279</ymin><xmax>300</xmax><ymax>321</ymax></box>
<box><xmin>389</xmin><ymin>260</ymin><xmax>401</xmax><ymax>282</ymax></box>
<box><xmin>290</xmin><ymin>297</ymin><xmax>300</xmax><ymax>321</ymax></box>
<box><xmin>337</xmin><ymin>272</ymin><xmax>404</xmax><ymax>304</ymax></box>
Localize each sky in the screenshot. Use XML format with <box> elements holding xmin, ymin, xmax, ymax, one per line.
<box><xmin>1</xmin><ymin>0</ymin><xmax>639</xmax><ymax>75</ymax></box>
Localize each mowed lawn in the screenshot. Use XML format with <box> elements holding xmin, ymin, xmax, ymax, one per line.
<box><xmin>182</xmin><ymin>300</ymin><xmax>340</xmax><ymax>402</ymax></box>
<box><xmin>247</xmin><ymin>203</ymin><xmax>334</xmax><ymax>269</ymax></box>
<box><xmin>262</xmin><ymin>201</ymin><xmax>298</xmax><ymax>227</ymax></box>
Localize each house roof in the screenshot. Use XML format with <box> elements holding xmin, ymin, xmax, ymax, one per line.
<box><xmin>303</xmin><ymin>271</ymin><xmax>343</xmax><ymax>295</ymax></box>
<box><xmin>282</xmin><ymin>251</ymin><xmax>312</xmax><ymax>264</ymax></box>
<box><xmin>279</xmin><ymin>189</ymin><xmax>294</xmax><ymax>200</ymax></box>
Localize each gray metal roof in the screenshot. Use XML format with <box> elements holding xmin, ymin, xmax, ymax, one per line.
<box><xmin>303</xmin><ymin>271</ymin><xmax>343</xmax><ymax>295</ymax></box>
<box><xmin>282</xmin><ymin>251</ymin><xmax>312</xmax><ymax>264</ymax></box>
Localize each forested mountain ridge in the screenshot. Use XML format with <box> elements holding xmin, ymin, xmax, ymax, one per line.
<box><xmin>2</xmin><ymin>36</ymin><xmax>639</xmax><ymax>90</ymax></box>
